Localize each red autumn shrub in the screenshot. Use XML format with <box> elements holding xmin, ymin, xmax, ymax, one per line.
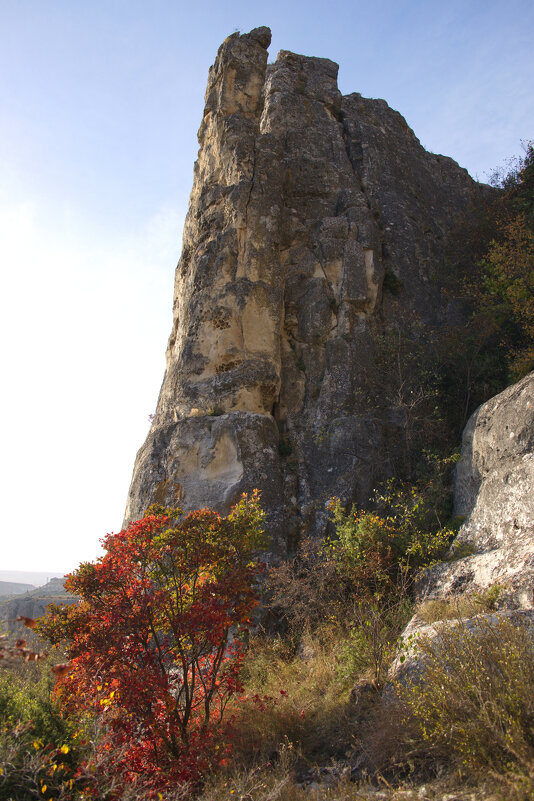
<box><xmin>38</xmin><ymin>491</ymin><xmax>266</xmax><ymax>796</ymax></box>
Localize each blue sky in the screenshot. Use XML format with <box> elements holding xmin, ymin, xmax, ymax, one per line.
<box><xmin>1</xmin><ymin>0</ymin><xmax>533</xmax><ymax>573</ymax></box>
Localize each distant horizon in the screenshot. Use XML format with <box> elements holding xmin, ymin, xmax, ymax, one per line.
<box><xmin>0</xmin><ymin>570</ymin><xmax>66</xmax><ymax>588</ymax></box>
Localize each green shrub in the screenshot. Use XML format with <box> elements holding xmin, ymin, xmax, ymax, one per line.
<box><xmin>398</xmin><ymin>615</ymin><xmax>534</xmax><ymax>774</ymax></box>
<box><xmin>269</xmin><ymin>470</ymin><xmax>454</xmax><ymax>678</ymax></box>
<box><xmin>337</xmin><ymin>597</ymin><xmax>413</xmax><ymax>684</ymax></box>
<box><xmin>325</xmin><ymin>503</ymin><xmax>401</xmax><ymax>597</ymax></box>
<box><xmin>326</xmin><ymin>480</ymin><xmax>454</xmax><ymax>595</ymax></box>
<box><xmin>0</xmin><ymin>661</ymin><xmax>82</xmax><ymax>800</ymax></box>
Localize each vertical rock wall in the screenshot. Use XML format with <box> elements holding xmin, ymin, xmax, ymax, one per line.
<box><xmin>124</xmin><ymin>27</ymin><xmax>481</xmax><ymax>551</ymax></box>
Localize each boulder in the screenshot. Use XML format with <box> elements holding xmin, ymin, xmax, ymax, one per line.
<box><xmin>417</xmin><ymin>371</ymin><xmax>534</xmax><ymax>613</ymax></box>
<box><xmin>392</xmin><ymin>372</ymin><xmax>534</xmax><ymax>677</ymax></box>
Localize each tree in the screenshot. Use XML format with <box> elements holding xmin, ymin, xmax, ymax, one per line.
<box><xmin>478</xmin><ymin>140</ymin><xmax>534</xmax><ymax>380</ymax></box>
<box><xmin>359</xmin><ymin>318</ymin><xmax>445</xmax><ymax>478</ymax></box>
<box><xmin>481</xmin><ymin>212</ymin><xmax>534</xmax><ymax>378</ymax></box>
<box><xmin>38</xmin><ymin>492</ymin><xmax>265</xmax><ymax>795</ymax></box>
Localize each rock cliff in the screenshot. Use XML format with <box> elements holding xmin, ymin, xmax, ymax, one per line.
<box><xmin>124</xmin><ymin>27</ymin><xmax>483</xmax><ymax>551</ymax></box>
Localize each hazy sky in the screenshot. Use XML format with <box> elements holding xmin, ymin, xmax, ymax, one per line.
<box><xmin>1</xmin><ymin>0</ymin><xmax>533</xmax><ymax>573</ymax></box>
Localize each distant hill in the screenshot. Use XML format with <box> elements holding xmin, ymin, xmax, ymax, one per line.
<box><xmin>0</xmin><ymin>570</ymin><xmax>65</xmax><ymax>587</ymax></box>
<box><xmin>0</xmin><ymin>580</ymin><xmax>35</xmax><ymax>598</ymax></box>
<box><xmin>0</xmin><ymin>577</ymin><xmax>76</xmax><ymax>646</ymax></box>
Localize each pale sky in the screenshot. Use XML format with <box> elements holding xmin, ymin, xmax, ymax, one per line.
<box><xmin>1</xmin><ymin>0</ymin><xmax>533</xmax><ymax>573</ymax></box>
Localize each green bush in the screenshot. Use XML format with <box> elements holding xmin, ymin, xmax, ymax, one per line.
<box><xmin>337</xmin><ymin>597</ymin><xmax>413</xmax><ymax>684</ymax></box>
<box><xmin>398</xmin><ymin>615</ymin><xmax>534</xmax><ymax>774</ymax></box>
<box><xmin>325</xmin><ymin>502</ymin><xmax>401</xmax><ymax>596</ymax></box>
<box><xmin>269</xmin><ymin>466</ymin><xmax>455</xmax><ymax>681</ymax></box>
<box><xmin>0</xmin><ymin>661</ymin><xmax>82</xmax><ymax>800</ymax></box>
<box><xmin>326</xmin><ymin>468</ymin><xmax>455</xmax><ymax>597</ymax></box>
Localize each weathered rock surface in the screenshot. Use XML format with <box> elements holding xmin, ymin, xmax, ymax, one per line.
<box><xmin>416</xmin><ymin>370</ymin><xmax>534</xmax><ymax>612</ymax></box>
<box><xmin>391</xmin><ymin>608</ymin><xmax>534</xmax><ymax>682</ymax></box>
<box><xmin>124</xmin><ymin>27</ymin><xmax>483</xmax><ymax>550</ymax></box>
<box><xmin>390</xmin><ymin>371</ymin><xmax>534</xmax><ymax>680</ymax></box>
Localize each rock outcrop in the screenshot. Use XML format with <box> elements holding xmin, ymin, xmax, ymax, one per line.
<box><xmin>416</xmin><ymin>370</ymin><xmax>534</xmax><ymax>613</ymax></box>
<box><xmin>389</xmin><ymin>372</ymin><xmax>533</xmax><ymax>682</ymax></box>
<box><xmin>124</xmin><ymin>27</ymin><xmax>483</xmax><ymax>551</ymax></box>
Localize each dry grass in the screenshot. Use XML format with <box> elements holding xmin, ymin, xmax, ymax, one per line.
<box><xmin>416</xmin><ymin>584</ymin><xmax>503</xmax><ymax>624</ymax></box>
<box><xmin>199</xmin><ymin>745</ymin><xmax>534</xmax><ymax>801</ymax></box>
<box><xmin>229</xmin><ymin>627</ymin><xmax>364</xmax><ymax>767</ymax></box>
<box><xmin>113</xmin><ymin>615</ymin><xmax>534</xmax><ymax>800</ymax></box>
<box><xmin>365</xmin><ymin>615</ymin><xmax>534</xmax><ymax>786</ymax></box>
<box><xmin>400</xmin><ymin>615</ymin><xmax>534</xmax><ymax>773</ymax></box>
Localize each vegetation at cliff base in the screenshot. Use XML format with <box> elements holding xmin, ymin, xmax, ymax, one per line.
<box><xmin>397</xmin><ymin>616</ymin><xmax>534</xmax><ymax>775</ymax></box>
<box><xmin>1</xmin><ymin>493</ymin><xmax>265</xmax><ymax>798</ymax></box>
<box><xmin>2</xmin><ymin>483</ymin><xmax>534</xmax><ymax>799</ymax></box>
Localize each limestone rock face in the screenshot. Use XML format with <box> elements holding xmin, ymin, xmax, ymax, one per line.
<box><xmin>417</xmin><ymin>371</ymin><xmax>534</xmax><ymax>611</ymax></box>
<box><xmin>124</xmin><ymin>28</ymin><xmax>481</xmax><ymax>549</ymax></box>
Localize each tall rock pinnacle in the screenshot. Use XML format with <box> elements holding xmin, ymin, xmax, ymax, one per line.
<box><xmin>124</xmin><ymin>28</ymin><xmax>482</xmax><ymax>551</ymax></box>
